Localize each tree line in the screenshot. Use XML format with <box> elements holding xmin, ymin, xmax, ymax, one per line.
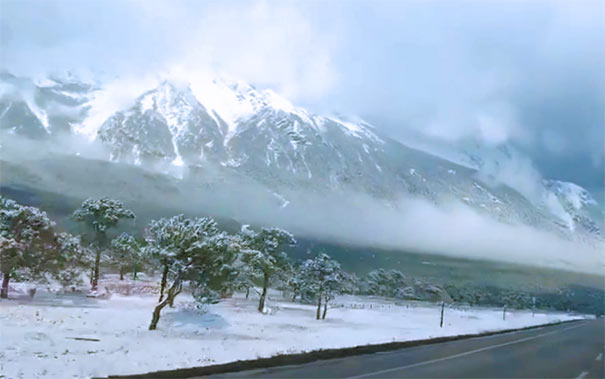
<box><xmin>0</xmin><ymin>196</ymin><xmax>360</xmax><ymax>329</ymax></box>
<box><xmin>7</xmin><ymin>195</ymin><xmax>582</xmax><ymax>327</ymax></box>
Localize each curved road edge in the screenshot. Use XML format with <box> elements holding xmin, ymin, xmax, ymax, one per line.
<box><xmin>107</xmin><ymin>318</ymin><xmax>588</xmax><ymax>379</ymax></box>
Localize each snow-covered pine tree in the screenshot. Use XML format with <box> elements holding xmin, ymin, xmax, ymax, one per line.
<box><xmin>189</xmin><ymin>231</ymin><xmax>240</xmax><ymax>303</ymax></box>
<box><xmin>144</xmin><ymin>215</ymin><xmax>209</xmax><ymax>304</ymax></box>
<box><xmin>300</xmin><ymin>253</ymin><xmax>345</xmax><ymax>320</ymax></box>
<box><xmin>239</xmin><ymin>225</ymin><xmax>295</xmax><ymax>313</ymax></box>
<box><xmin>53</xmin><ymin>232</ymin><xmax>90</xmax><ymax>290</ymax></box>
<box><xmin>321</xmin><ymin>270</ymin><xmax>345</xmax><ymax>320</ymax></box>
<box><xmin>0</xmin><ymin>197</ymin><xmax>59</xmax><ymax>298</ymax></box>
<box><xmin>130</xmin><ymin>246</ymin><xmax>145</xmax><ymax>280</ymax></box>
<box><xmin>144</xmin><ymin>215</ymin><xmax>234</xmax><ymax>330</ymax></box>
<box><xmin>339</xmin><ymin>271</ymin><xmax>360</xmax><ymax>295</ymax></box>
<box><xmin>72</xmin><ymin>197</ymin><xmax>135</xmax><ymax>291</ymax></box>
<box><xmin>360</xmin><ymin>269</ymin><xmax>408</xmax><ymax>298</ymax></box>
<box><xmin>109</xmin><ymin>232</ymin><xmax>140</xmax><ymax>280</ymax></box>
<box><xmin>233</xmin><ymin>256</ymin><xmax>256</xmax><ymax>299</ymax></box>
<box><xmin>285</xmin><ymin>262</ymin><xmax>306</xmax><ymax>302</ymax></box>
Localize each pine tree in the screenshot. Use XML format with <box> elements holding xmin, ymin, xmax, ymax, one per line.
<box><xmin>300</xmin><ymin>253</ymin><xmax>345</xmax><ymax>320</ymax></box>
<box><xmin>0</xmin><ymin>197</ymin><xmax>59</xmax><ymax>298</ymax></box>
<box><xmin>72</xmin><ymin>197</ymin><xmax>135</xmax><ymax>291</ymax></box>
<box><xmin>286</xmin><ymin>262</ymin><xmax>305</xmax><ymax>302</ymax></box>
<box><xmin>109</xmin><ymin>233</ymin><xmax>140</xmax><ymax>280</ymax></box>
<box><xmin>144</xmin><ymin>215</ymin><xmax>235</xmax><ymax>330</ymax></box>
<box><xmin>239</xmin><ymin>226</ymin><xmax>295</xmax><ymax>313</ymax></box>
<box><xmin>130</xmin><ymin>247</ymin><xmax>145</xmax><ymax>280</ymax></box>
<box><xmin>53</xmin><ymin>232</ymin><xmax>90</xmax><ymax>290</ymax></box>
<box><xmin>235</xmin><ymin>258</ymin><xmax>256</xmax><ymax>299</ymax></box>
<box><xmin>360</xmin><ymin>269</ymin><xmax>408</xmax><ymax>298</ymax></box>
<box><xmin>189</xmin><ymin>232</ymin><xmax>240</xmax><ymax>303</ymax></box>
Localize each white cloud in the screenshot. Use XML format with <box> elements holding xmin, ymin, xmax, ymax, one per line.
<box><xmin>77</xmin><ymin>75</ymin><xmax>160</xmax><ymax>139</ymax></box>
<box><xmin>271</xmin><ymin>189</ymin><xmax>604</xmax><ymax>275</ymax></box>
<box><xmin>2</xmin><ymin>0</ymin><xmax>602</xmax><ymax>191</ymax></box>
<box><xmin>137</xmin><ymin>0</ymin><xmax>341</xmax><ymax>102</ymax></box>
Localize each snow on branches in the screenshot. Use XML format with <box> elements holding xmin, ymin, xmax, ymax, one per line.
<box><xmin>144</xmin><ymin>215</ymin><xmax>241</xmax><ymax>330</ymax></box>
<box><xmin>299</xmin><ymin>253</ymin><xmax>346</xmax><ymax>320</ymax></box>
<box><xmin>1</xmin><ymin>197</ymin><xmax>61</xmax><ymax>297</ymax></box>
<box><xmin>72</xmin><ymin>197</ymin><xmax>135</xmax><ymax>290</ymax></box>
<box><xmin>109</xmin><ymin>233</ymin><xmax>141</xmax><ymax>280</ymax></box>
<box><xmin>72</xmin><ymin>197</ymin><xmax>135</xmax><ymax>233</ymax></box>
<box><xmin>238</xmin><ymin>226</ymin><xmax>296</xmax><ymax>313</ymax></box>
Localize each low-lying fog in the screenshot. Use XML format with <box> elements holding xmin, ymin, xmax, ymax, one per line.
<box><xmin>1</xmin><ymin>133</ymin><xmax>603</xmax><ymax>275</ymax></box>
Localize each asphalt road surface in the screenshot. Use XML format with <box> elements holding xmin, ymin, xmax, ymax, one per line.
<box><xmin>210</xmin><ymin>319</ymin><xmax>604</xmax><ymax>378</ymax></box>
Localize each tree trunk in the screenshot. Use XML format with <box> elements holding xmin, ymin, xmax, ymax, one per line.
<box><xmin>1</xmin><ymin>271</ymin><xmax>10</xmax><ymax>299</ymax></box>
<box><xmin>92</xmin><ymin>231</ymin><xmax>107</xmax><ymax>291</ymax></box>
<box><xmin>316</xmin><ymin>291</ymin><xmax>322</xmax><ymax>320</ymax></box>
<box><xmin>132</xmin><ymin>269</ymin><xmax>138</xmax><ymax>280</ymax></box>
<box><xmin>258</xmin><ymin>272</ymin><xmax>269</xmax><ymax>312</ymax></box>
<box><xmin>90</xmin><ymin>266</ymin><xmax>94</xmax><ymax>285</ymax></box>
<box><xmin>322</xmin><ymin>296</ymin><xmax>328</xmax><ymax>319</ymax></box>
<box><xmin>92</xmin><ymin>250</ymin><xmax>101</xmax><ymax>291</ymax></box>
<box><xmin>245</xmin><ymin>287</ymin><xmax>250</xmax><ymax>299</ymax></box>
<box><xmin>292</xmin><ymin>293</ymin><xmax>297</xmax><ymax>302</ymax></box>
<box><xmin>149</xmin><ymin>274</ymin><xmax>182</xmax><ymax>330</ymax></box>
<box><xmin>119</xmin><ymin>267</ymin><xmax>124</xmax><ymax>281</ymax></box>
<box><xmin>149</xmin><ymin>296</ymin><xmax>170</xmax><ymax>330</ymax></box>
<box><xmin>158</xmin><ymin>263</ymin><xmax>169</xmax><ymax>303</ymax></box>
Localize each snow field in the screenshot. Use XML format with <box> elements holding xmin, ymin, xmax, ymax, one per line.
<box><xmin>0</xmin><ymin>284</ymin><xmax>585</xmax><ymax>379</ymax></box>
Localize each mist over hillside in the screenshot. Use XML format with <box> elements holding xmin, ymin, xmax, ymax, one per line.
<box><xmin>1</xmin><ymin>126</ymin><xmax>602</xmax><ymax>276</ymax></box>
<box><xmin>1</xmin><ymin>71</ymin><xmax>604</xmax><ymax>276</ymax></box>
<box><xmin>1</xmin><ymin>68</ymin><xmax>604</xmax><ymax>281</ymax></box>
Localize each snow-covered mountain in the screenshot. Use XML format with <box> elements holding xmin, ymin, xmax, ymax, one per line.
<box><xmin>1</xmin><ymin>72</ymin><xmax>602</xmax><ymax>244</ymax></box>
<box><xmin>0</xmin><ymin>72</ymin><xmax>98</xmax><ymax>137</ymax></box>
<box><xmin>383</xmin><ymin>130</ymin><xmax>604</xmax><ymax>240</ymax></box>
<box><xmin>543</xmin><ymin>180</ymin><xmax>602</xmax><ymax>235</ymax></box>
<box><xmin>96</xmin><ymin>79</ymin><xmax>391</xmax><ymax>196</ymax></box>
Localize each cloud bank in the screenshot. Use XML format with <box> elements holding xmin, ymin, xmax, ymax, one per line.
<box><xmin>2</xmin><ymin>133</ymin><xmax>602</xmax><ymax>275</ymax></box>
<box><xmin>2</xmin><ymin>0</ymin><xmax>603</xmax><ymax>193</ymax></box>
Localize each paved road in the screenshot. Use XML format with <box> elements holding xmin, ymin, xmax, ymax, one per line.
<box><xmin>211</xmin><ymin>320</ymin><xmax>604</xmax><ymax>378</ymax></box>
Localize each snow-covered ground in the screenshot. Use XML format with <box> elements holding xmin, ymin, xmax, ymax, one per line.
<box><xmin>0</xmin><ymin>279</ymin><xmax>587</xmax><ymax>379</ymax></box>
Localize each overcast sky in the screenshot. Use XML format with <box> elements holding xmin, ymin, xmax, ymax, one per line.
<box><xmin>1</xmin><ymin>0</ymin><xmax>603</xmax><ymax>195</ymax></box>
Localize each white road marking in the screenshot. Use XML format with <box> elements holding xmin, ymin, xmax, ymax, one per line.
<box><xmin>347</xmin><ymin>323</ymin><xmax>586</xmax><ymax>379</ymax></box>
<box><xmin>576</xmin><ymin>371</ymin><xmax>589</xmax><ymax>379</ymax></box>
<box><xmin>596</xmin><ymin>353</ymin><xmax>603</xmax><ymax>361</ymax></box>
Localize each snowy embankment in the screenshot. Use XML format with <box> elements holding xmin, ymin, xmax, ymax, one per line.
<box><xmin>0</xmin><ymin>280</ymin><xmax>586</xmax><ymax>379</ymax></box>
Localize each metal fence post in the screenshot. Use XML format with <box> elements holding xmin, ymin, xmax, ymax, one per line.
<box><xmin>440</xmin><ymin>302</ymin><xmax>445</xmax><ymax>327</ymax></box>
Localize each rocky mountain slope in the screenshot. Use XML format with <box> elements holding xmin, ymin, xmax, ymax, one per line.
<box><xmin>0</xmin><ymin>72</ymin><xmax>97</xmax><ymax>137</ymax></box>
<box><xmin>1</xmin><ymin>72</ymin><xmax>602</xmax><ymax>245</ymax></box>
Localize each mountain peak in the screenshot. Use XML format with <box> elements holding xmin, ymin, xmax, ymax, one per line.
<box><xmin>544</xmin><ymin>180</ymin><xmax>599</xmax><ymax>210</ymax></box>
<box><xmin>2</xmin><ymin>71</ymin><xmax>603</xmax><ymax>246</ymax></box>
<box><xmin>138</xmin><ymin>81</ymin><xmax>199</xmax><ymax>115</ymax></box>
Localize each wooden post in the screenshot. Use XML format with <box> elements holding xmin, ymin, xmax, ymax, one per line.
<box><xmin>1</xmin><ymin>271</ymin><xmax>10</xmax><ymax>299</ymax></box>
<box><xmin>440</xmin><ymin>302</ymin><xmax>445</xmax><ymax>328</ymax></box>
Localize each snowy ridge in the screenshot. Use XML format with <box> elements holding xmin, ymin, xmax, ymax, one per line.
<box><xmin>324</xmin><ymin>115</ymin><xmax>384</xmax><ymax>143</ymax></box>
<box><xmin>137</xmin><ymin>82</ymin><xmax>205</xmax><ymax>166</ymax></box>
<box><xmin>1</xmin><ymin>72</ymin><xmax>99</xmax><ymax>137</ymax></box>
<box><xmin>0</xmin><ymin>74</ymin><xmax>50</xmax><ymax>133</ymax></box>
<box><xmin>545</xmin><ymin>180</ymin><xmax>598</xmax><ymax>210</ymax></box>
<box><xmin>187</xmin><ymin>77</ymin><xmax>319</xmax><ymax>144</ymax></box>
<box><xmin>95</xmin><ymin>76</ymin><xmax>389</xmax><ymax>191</ymax></box>
<box><xmin>1</xmin><ymin>71</ymin><xmax>603</xmax><ymax>245</ymax></box>
<box><xmin>188</xmin><ymin>77</ymin><xmax>381</xmax><ymax>144</ymax></box>
<box><xmin>542</xmin><ymin>179</ymin><xmax>603</xmax><ymax>235</ymax></box>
